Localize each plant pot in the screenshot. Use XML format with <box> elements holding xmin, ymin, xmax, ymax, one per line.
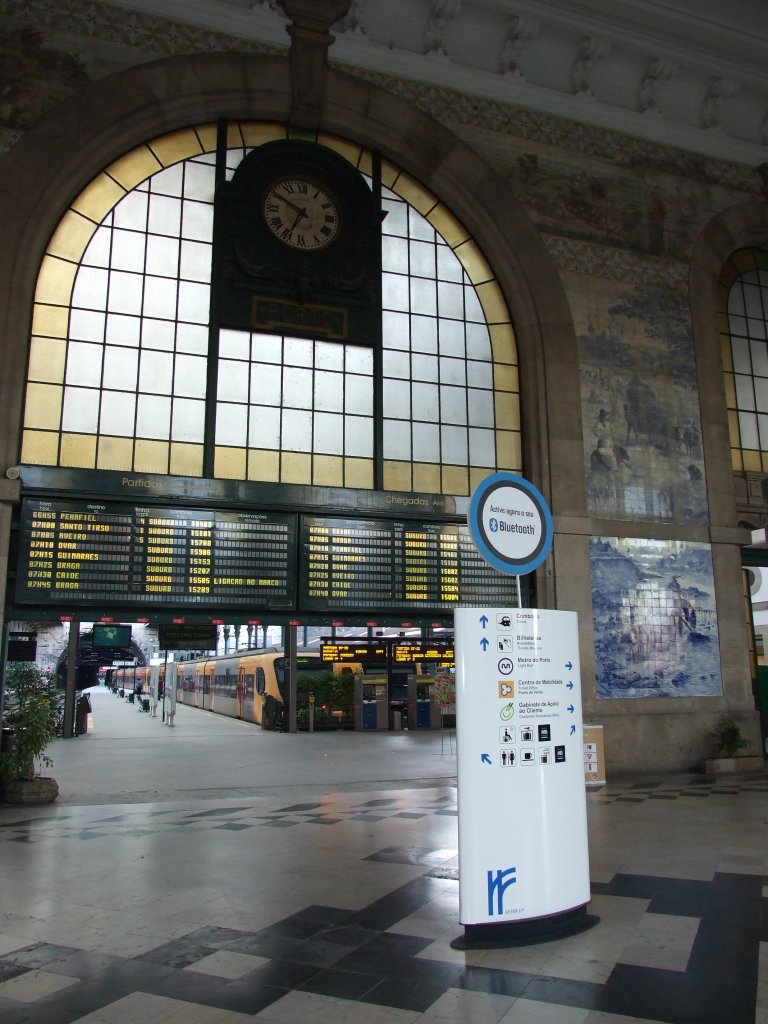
<box><xmin>2</xmin><ymin>777</ymin><xmax>59</xmax><ymax>805</ymax></box>
<box><xmin>702</xmin><ymin>755</ymin><xmax>764</xmax><ymax>775</ymax></box>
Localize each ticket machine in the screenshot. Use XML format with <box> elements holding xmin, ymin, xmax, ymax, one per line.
<box><xmin>355</xmin><ymin>674</ymin><xmax>388</xmax><ymax>730</ymax></box>
<box><xmin>408</xmin><ymin>674</ymin><xmax>440</xmax><ymax>729</ymax></box>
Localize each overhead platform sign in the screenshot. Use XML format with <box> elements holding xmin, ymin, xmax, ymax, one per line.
<box><xmin>453</xmin><ymin>474</ymin><xmax>595</xmax><ymax>948</ymax></box>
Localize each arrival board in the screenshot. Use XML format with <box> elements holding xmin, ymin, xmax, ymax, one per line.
<box><xmin>17</xmin><ymin>499</ymin><xmax>296</xmax><ymax>608</ymax></box>
<box><xmin>300</xmin><ymin>516</ymin><xmax>520</xmax><ymax>612</ymax></box>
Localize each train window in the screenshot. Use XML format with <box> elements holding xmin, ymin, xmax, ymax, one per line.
<box><xmin>243</xmin><ymin>673</ymin><xmax>255</xmax><ymax>698</ymax></box>
<box><xmin>255</xmin><ymin>667</ymin><xmax>266</xmax><ymax>696</ymax></box>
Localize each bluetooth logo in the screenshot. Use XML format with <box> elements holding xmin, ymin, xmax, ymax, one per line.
<box><xmin>489</xmin><ymin>517</ymin><xmax>499</xmax><ymax>532</ymax></box>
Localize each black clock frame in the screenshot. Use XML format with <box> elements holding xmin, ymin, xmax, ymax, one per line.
<box><xmin>212</xmin><ymin>136</ymin><xmax>383</xmax><ymax>347</ymax></box>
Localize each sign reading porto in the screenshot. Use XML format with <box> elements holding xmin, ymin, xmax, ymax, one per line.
<box><xmin>467</xmin><ymin>472</ymin><xmax>553</xmax><ymax>576</ymax></box>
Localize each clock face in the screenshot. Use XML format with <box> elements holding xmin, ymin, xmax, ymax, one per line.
<box><xmin>262</xmin><ymin>177</ymin><xmax>341</xmax><ymax>251</ymax></box>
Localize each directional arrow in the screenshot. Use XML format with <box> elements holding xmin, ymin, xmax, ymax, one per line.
<box><xmin>481</xmin><ymin>753</ymin><xmax>492</xmax><ymax>765</ymax></box>
<box><xmin>570</xmin><ymin>724</ymin><xmax>576</xmax><ymax>735</ymax></box>
<box><xmin>480</xmin><ymin>637</ymin><xmax>490</xmax><ymax>651</ymax></box>
<box><xmin>565</xmin><ymin>661</ymin><xmax>573</xmax><ymax>670</ymax></box>
<box><xmin>566</xmin><ymin>681</ymin><xmax>574</xmax><ymax>690</ymax></box>
<box><xmin>567</xmin><ymin>704</ymin><xmax>575</xmax><ymax>713</ymax></box>
<box><xmin>479</xmin><ymin>614</ymin><xmax>489</xmax><ymax>629</ymax></box>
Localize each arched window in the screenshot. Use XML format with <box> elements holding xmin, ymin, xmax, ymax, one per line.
<box><xmin>22</xmin><ymin>123</ymin><xmax>520</xmax><ymax>496</ymax></box>
<box><xmin>721</xmin><ymin>247</ymin><xmax>768</xmax><ymax>473</ymax></box>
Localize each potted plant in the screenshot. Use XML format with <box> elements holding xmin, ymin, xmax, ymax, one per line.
<box><xmin>703</xmin><ymin>716</ymin><xmax>763</xmax><ymax>775</ymax></box>
<box><xmin>0</xmin><ymin>664</ymin><xmax>62</xmax><ymax>804</ymax></box>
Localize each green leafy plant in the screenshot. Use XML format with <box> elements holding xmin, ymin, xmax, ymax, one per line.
<box><xmin>0</xmin><ymin>664</ymin><xmax>62</xmax><ymax>780</ymax></box>
<box><xmin>712</xmin><ymin>716</ymin><xmax>750</xmax><ymax>758</ymax></box>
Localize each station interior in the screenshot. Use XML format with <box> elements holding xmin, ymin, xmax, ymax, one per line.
<box><xmin>0</xmin><ymin>1</ymin><xmax>767</xmax><ymax>1023</ymax></box>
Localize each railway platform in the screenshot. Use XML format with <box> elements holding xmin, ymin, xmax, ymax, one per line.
<box><xmin>0</xmin><ymin>687</ymin><xmax>766</xmax><ymax>1024</ymax></box>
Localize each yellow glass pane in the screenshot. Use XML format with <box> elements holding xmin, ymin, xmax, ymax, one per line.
<box><xmin>21</xmin><ymin>430</ymin><xmax>59</xmax><ymax>466</ymax></box>
<box><xmin>149</xmin><ymin>128</ymin><xmax>203</xmax><ymax>167</ymax></box>
<box><xmin>35</xmin><ymin>256</ymin><xmax>77</xmax><ymax>306</ymax></box>
<box><xmin>477</xmin><ymin>280</ymin><xmax>510</xmax><ymax>324</ymax></box>
<box><xmin>59</xmin><ymin>433</ymin><xmax>97</xmax><ymax>468</ymax></box>
<box><xmin>214</xmin><ymin>446</ymin><xmax>246</xmax><ymax>479</ymax></box>
<box><xmin>495</xmin><ymin>393</ymin><xmax>520</xmax><ymax>430</ymax></box>
<box><xmin>71</xmin><ymin>173</ymin><xmax>126</xmax><ymax>223</ymax></box>
<box><xmin>106</xmin><ymin>146</ymin><xmax>162</xmax><ymax>191</ymax></box>
<box><xmin>721</xmin><ymin>336</ymin><xmax>733</xmax><ymax>372</ymax></box>
<box><xmin>312</xmin><ymin>455</ymin><xmax>344</xmax><ymax>487</ymax></box>
<box><xmin>380</xmin><ymin>159</ymin><xmax>400</xmax><ymax>189</ymax></box>
<box><xmin>281</xmin><ymin>452</ymin><xmax>311</xmax><ymax>484</ymax></box>
<box><xmin>427</xmin><ymin>205</ymin><xmax>468</xmax><ymax>249</ymax></box>
<box><xmin>454</xmin><ymin>239</ymin><xmax>493</xmax><ymax>284</ymax></box>
<box><xmin>195</xmin><ymin>123</ymin><xmax>219</xmax><ymax>152</ymax></box>
<box><xmin>743</xmin><ymin>449</ymin><xmax>761</xmax><ymax>472</ymax></box>
<box><xmin>24</xmin><ymin>384</ymin><xmax>62</xmax><ymax>429</ymax></box>
<box><xmin>442</xmin><ymin>465</ymin><xmax>469</xmax><ymax>496</ymax></box>
<box><xmin>724</xmin><ymin>374</ymin><xmax>736</xmax><ymax>408</ymax></box>
<box><xmin>383</xmin><ymin>460</ymin><xmax>412</xmax><ymax>491</ymax></box>
<box><xmin>763</xmin><ymin>451</ymin><xmax>768</xmax><ymax>473</ymax></box>
<box><xmin>135</xmin><ymin>440</ymin><xmax>170</xmax><ymax>474</ymax></box>
<box><xmin>728</xmin><ymin>410</ymin><xmax>741</xmax><ymax>445</ymax></box>
<box><xmin>731</xmin><ymin>448</ymin><xmax>743</xmax><ymax>471</ymax></box>
<box><xmin>413</xmin><ymin>462</ymin><xmax>441</xmax><ymax>493</ymax></box>
<box><xmin>248</xmin><ymin>449</ymin><xmax>280</xmax><ymax>482</ymax></box>
<box><xmin>97</xmin><ymin>436</ymin><xmax>134</xmax><ymax>471</ymax></box>
<box><xmin>170</xmin><ymin>443</ymin><xmax>204</xmax><ymax>477</ymax></box>
<box><xmin>240</xmin><ymin>122</ymin><xmax>285</xmax><ymax>148</ymax></box>
<box><xmin>489</xmin><ymin>323</ymin><xmax>518</xmax><ymax>364</ymax></box>
<box><xmin>28</xmin><ymin>337</ymin><xmax>66</xmax><ymax>383</ymax></box>
<box><xmin>344</xmin><ymin>457</ymin><xmax>373</xmax><ymax>489</ymax></box>
<box><xmin>357</xmin><ymin>149</ymin><xmax>374</xmax><ymax>177</ymax></box>
<box><xmin>470</xmin><ymin>466</ymin><xmax>494</xmax><ymax>492</ymax></box>
<box><xmin>46</xmin><ymin>211</ymin><xmax>97</xmax><ymax>263</ymax></box>
<box><xmin>493</xmin><ymin>362</ymin><xmax>519</xmax><ymax>394</ymax></box>
<box><xmin>392</xmin><ymin>171</ymin><xmax>437</xmax><ymax>215</ymax></box>
<box><xmin>496</xmin><ymin>430</ymin><xmax>522</xmax><ymax>471</ymax></box>
<box><xmin>317</xmin><ymin>133</ymin><xmax>363</xmax><ymax>168</ymax></box>
<box><xmin>226</xmin><ymin>122</ymin><xmax>245</xmax><ymax>149</ymax></box>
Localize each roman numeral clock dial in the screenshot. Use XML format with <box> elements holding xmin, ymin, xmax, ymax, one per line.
<box><xmin>262</xmin><ymin>177</ymin><xmax>341</xmax><ymax>251</ymax></box>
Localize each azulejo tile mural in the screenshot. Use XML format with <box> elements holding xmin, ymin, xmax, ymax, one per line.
<box><xmin>572</xmin><ymin>274</ymin><xmax>708</xmax><ymax>524</ymax></box>
<box><xmin>590</xmin><ymin>536</ymin><xmax>722</xmax><ymax>699</ymax></box>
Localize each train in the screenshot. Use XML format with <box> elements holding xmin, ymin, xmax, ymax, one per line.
<box><xmin>109</xmin><ymin>647</ymin><xmax>359</xmax><ymax>729</ymax></box>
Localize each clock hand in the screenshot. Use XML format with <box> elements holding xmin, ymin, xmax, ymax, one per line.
<box><xmin>281</xmin><ymin>196</ymin><xmax>309</xmax><ymax>217</ymax></box>
<box><xmin>289</xmin><ymin>209</ymin><xmax>308</xmax><ymax>232</ymax></box>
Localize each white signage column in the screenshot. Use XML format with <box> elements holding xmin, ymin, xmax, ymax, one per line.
<box><xmin>453</xmin><ymin>473</ymin><xmax>597</xmax><ymax>947</ymax></box>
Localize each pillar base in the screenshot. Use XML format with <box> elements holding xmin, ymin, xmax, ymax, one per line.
<box><xmin>450</xmin><ymin>904</ymin><xmax>599</xmax><ymax>949</ymax></box>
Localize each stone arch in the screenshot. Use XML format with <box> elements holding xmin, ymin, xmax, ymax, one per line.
<box><xmin>0</xmin><ymin>51</ymin><xmax>584</xmax><ymax>607</ymax></box>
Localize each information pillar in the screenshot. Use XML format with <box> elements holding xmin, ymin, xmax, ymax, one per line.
<box><xmin>452</xmin><ymin>608</ymin><xmax>596</xmax><ymax>947</ymax></box>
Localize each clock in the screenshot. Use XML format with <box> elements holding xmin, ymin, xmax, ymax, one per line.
<box><xmin>262</xmin><ymin>176</ymin><xmax>341</xmax><ymax>251</ymax></box>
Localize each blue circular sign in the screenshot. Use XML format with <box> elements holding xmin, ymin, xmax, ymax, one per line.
<box><xmin>468</xmin><ymin>472</ymin><xmax>553</xmax><ymax>575</ymax></box>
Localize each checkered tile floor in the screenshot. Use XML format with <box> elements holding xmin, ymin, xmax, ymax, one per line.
<box><xmin>0</xmin><ymin>693</ymin><xmax>765</xmax><ymax>1024</ymax></box>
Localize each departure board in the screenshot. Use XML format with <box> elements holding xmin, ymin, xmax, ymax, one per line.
<box><xmin>300</xmin><ymin>516</ymin><xmax>520</xmax><ymax>612</ymax></box>
<box><xmin>392</xmin><ymin>641</ymin><xmax>455</xmax><ymax>665</ymax></box>
<box><xmin>17</xmin><ymin>499</ymin><xmax>296</xmax><ymax>608</ymax></box>
<box><xmin>320</xmin><ymin>642</ymin><xmax>388</xmax><ymax>663</ymax></box>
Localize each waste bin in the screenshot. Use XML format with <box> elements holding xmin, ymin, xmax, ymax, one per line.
<box><xmin>76</xmin><ymin>693</ymin><xmax>92</xmax><ymax>734</ymax></box>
